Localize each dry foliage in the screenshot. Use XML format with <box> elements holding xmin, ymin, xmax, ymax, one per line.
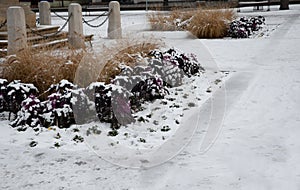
<box><xmin>97</xmin><ymin>37</ymin><xmax>163</xmax><ymax>84</ymax></box>
<box><xmin>148</xmin><ymin>9</ymin><xmax>193</xmax><ymax>31</ymax></box>
<box><xmin>187</xmin><ymin>9</ymin><xmax>235</xmax><ymax>38</ymax></box>
<box><xmin>148</xmin><ymin>7</ymin><xmax>236</xmax><ymax>38</ymax></box>
<box><xmin>1</xmin><ymin>47</ymin><xmax>85</xmax><ymax>98</ymax></box>
<box><xmin>1</xmin><ymin>37</ymin><xmax>162</xmax><ymax>95</ymax></box>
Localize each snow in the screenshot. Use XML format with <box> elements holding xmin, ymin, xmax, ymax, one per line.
<box><xmin>1</xmin><ymin>5</ymin><xmax>300</xmax><ymax>189</ymax></box>
<box><xmin>0</xmin><ymin>78</ymin><xmax>7</xmax><ymax>84</ymax></box>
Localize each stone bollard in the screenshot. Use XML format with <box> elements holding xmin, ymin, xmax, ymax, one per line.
<box><xmin>7</xmin><ymin>6</ymin><xmax>27</xmax><ymax>55</ymax></box>
<box><xmin>39</xmin><ymin>1</ymin><xmax>51</xmax><ymax>25</ymax></box>
<box><xmin>68</xmin><ymin>3</ymin><xmax>85</xmax><ymax>49</ymax></box>
<box><xmin>108</xmin><ymin>1</ymin><xmax>122</xmax><ymax>39</ymax></box>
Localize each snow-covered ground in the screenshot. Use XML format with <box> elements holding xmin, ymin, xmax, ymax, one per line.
<box><xmin>1</xmin><ymin>5</ymin><xmax>300</xmax><ymax>189</ymax></box>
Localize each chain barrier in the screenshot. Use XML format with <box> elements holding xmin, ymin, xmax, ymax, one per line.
<box><xmin>26</xmin><ymin>8</ymin><xmax>110</xmax><ymax>39</ymax></box>
<box><xmin>0</xmin><ymin>20</ymin><xmax>7</xmax><ymax>29</ymax></box>
<box><xmin>26</xmin><ymin>13</ymin><xmax>72</xmax><ymax>39</ymax></box>
<box><xmin>52</xmin><ymin>11</ymin><xmax>68</xmax><ymax>21</ymax></box>
<box><xmin>82</xmin><ymin>10</ymin><xmax>111</xmax><ymax>28</ymax></box>
<box><xmin>82</xmin><ymin>11</ymin><xmax>109</xmax><ymax>23</ymax></box>
<box><xmin>51</xmin><ymin>8</ymin><xmax>110</xmax><ymax>28</ymax></box>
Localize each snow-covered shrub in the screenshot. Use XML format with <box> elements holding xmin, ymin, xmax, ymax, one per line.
<box><xmin>91</xmin><ymin>82</ymin><xmax>113</xmax><ymax>123</ymax></box>
<box><xmin>228</xmin><ymin>16</ymin><xmax>265</xmax><ymax>38</ymax></box>
<box><xmin>131</xmin><ymin>77</ymin><xmax>169</xmax><ymax>104</ymax></box>
<box><xmin>43</xmin><ymin>80</ymin><xmax>76</xmax><ymax>128</ymax></box>
<box><xmin>113</xmin><ymin>65</ymin><xmax>170</xmax><ymax>112</ymax></box>
<box><xmin>113</xmin><ymin>48</ymin><xmax>203</xmax><ymax>116</ymax></box>
<box><xmin>165</xmin><ymin>49</ymin><xmax>203</xmax><ymax>77</ymax></box>
<box><xmin>91</xmin><ymin>82</ymin><xmax>133</xmax><ymax>129</ymax></box>
<box><xmin>228</xmin><ymin>20</ymin><xmax>249</xmax><ymax>38</ymax></box>
<box><xmin>47</xmin><ymin>79</ymin><xmax>75</xmax><ymax>95</ymax></box>
<box><xmin>43</xmin><ymin>93</ymin><xmax>75</xmax><ymax>128</ymax></box>
<box><xmin>148</xmin><ymin>58</ymin><xmax>184</xmax><ymax>87</ymax></box>
<box><xmin>0</xmin><ymin>79</ymin><xmax>8</xmax><ymax>112</ymax></box>
<box><xmin>10</xmin><ymin>95</ymin><xmax>43</xmax><ymax>131</ymax></box>
<box><xmin>71</xmin><ymin>87</ymin><xmax>96</xmax><ymax>124</ymax></box>
<box><xmin>149</xmin><ymin>49</ymin><xmax>204</xmax><ymax>78</ymax></box>
<box><xmin>115</xmin><ymin>64</ymin><xmax>169</xmax><ymax>92</ymax></box>
<box><xmin>10</xmin><ymin>80</ymin><xmax>77</xmax><ymax>130</ymax></box>
<box><xmin>6</xmin><ymin>80</ymin><xmax>39</xmax><ymax>115</ymax></box>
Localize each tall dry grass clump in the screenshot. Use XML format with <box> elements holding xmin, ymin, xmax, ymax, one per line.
<box><xmin>1</xmin><ymin>47</ymin><xmax>85</xmax><ymax>96</ymax></box>
<box><xmin>1</xmin><ymin>37</ymin><xmax>162</xmax><ymax>94</ymax></box>
<box><xmin>71</xmin><ymin>37</ymin><xmax>163</xmax><ymax>87</ymax></box>
<box><xmin>148</xmin><ymin>10</ymin><xmax>193</xmax><ymax>31</ymax></box>
<box><xmin>188</xmin><ymin>9</ymin><xmax>235</xmax><ymax>38</ymax></box>
<box><xmin>98</xmin><ymin>37</ymin><xmax>163</xmax><ymax>84</ymax></box>
<box><xmin>148</xmin><ymin>7</ymin><xmax>236</xmax><ymax>38</ymax></box>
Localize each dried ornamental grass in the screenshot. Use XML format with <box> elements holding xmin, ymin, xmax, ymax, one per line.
<box><xmin>148</xmin><ymin>9</ymin><xmax>193</xmax><ymax>31</ymax></box>
<box><xmin>188</xmin><ymin>9</ymin><xmax>235</xmax><ymax>38</ymax></box>
<box><xmin>1</xmin><ymin>47</ymin><xmax>85</xmax><ymax>98</ymax></box>
<box><xmin>97</xmin><ymin>38</ymin><xmax>163</xmax><ymax>84</ymax></box>
<box><xmin>1</xmin><ymin>37</ymin><xmax>162</xmax><ymax>97</ymax></box>
<box><xmin>148</xmin><ymin>7</ymin><xmax>236</xmax><ymax>38</ymax></box>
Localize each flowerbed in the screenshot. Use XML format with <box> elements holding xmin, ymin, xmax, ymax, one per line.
<box><xmin>149</xmin><ymin>9</ymin><xmax>266</xmax><ymax>39</ymax></box>
<box><xmin>0</xmin><ymin>48</ymin><xmax>208</xmax><ymax>147</ymax></box>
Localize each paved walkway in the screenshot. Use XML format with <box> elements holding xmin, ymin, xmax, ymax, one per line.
<box><xmin>133</xmin><ymin>7</ymin><xmax>300</xmax><ymax>189</ymax></box>
<box><xmin>160</xmin><ymin>7</ymin><xmax>300</xmax><ymax>190</ymax></box>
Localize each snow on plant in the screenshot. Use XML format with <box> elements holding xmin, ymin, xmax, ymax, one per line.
<box><xmin>83</xmin><ymin>48</ymin><xmax>204</xmax><ymax>130</ymax></box>
<box><xmin>127</xmin><ymin>76</ymin><xmax>169</xmax><ymax>114</ymax></box>
<box><xmin>8</xmin><ymin>80</ymin><xmax>78</xmax><ymax>130</ymax></box>
<box><xmin>71</xmin><ymin>87</ymin><xmax>96</xmax><ymax>124</ymax></box>
<box><xmin>109</xmin><ymin>48</ymin><xmax>204</xmax><ymax>128</ymax></box>
<box><xmin>91</xmin><ymin>82</ymin><xmax>133</xmax><ymax>129</ymax></box>
<box><xmin>43</xmin><ymin>80</ymin><xmax>76</xmax><ymax>128</ymax></box>
<box><xmin>48</xmin><ymin>79</ymin><xmax>75</xmax><ymax>95</ymax></box>
<box><xmin>113</xmin><ymin>64</ymin><xmax>170</xmax><ymax>112</ymax></box>
<box><xmin>0</xmin><ymin>48</ymin><xmax>205</xmax><ymax>143</ymax></box>
<box><xmin>228</xmin><ymin>16</ymin><xmax>265</xmax><ymax>38</ymax></box>
<box><xmin>149</xmin><ymin>48</ymin><xmax>204</xmax><ymax>78</ymax></box>
<box><xmin>5</xmin><ymin>80</ymin><xmax>39</xmax><ymax>116</ymax></box>
<box><xmin>10</xmin><ymin>95</ymin><xmax>43</xmax><ymax>132</ymax></box>
<box><xmin>43</xmin><ymin>92</ymin><xmax>75</xmax><ymax>128</ymax></box>
<box><xmin>0</xmin><ymin>79</ymin><xmax>8</xmax><ymax>112</ymax></box>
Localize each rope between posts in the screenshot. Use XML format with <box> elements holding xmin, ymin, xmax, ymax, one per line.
<box><xmin>26</xmin><ymin>13</ymin><xmax>72</xmax><ymax>39</ymax></box>
<box><xmin>82</xmin><ymin>10</ymin><xmax>111</xmax><ymax>28</ymax></box>
<box><xmin>0</xmin><ymin>20</ymin><xmax>7</xmax><ymax>29</ymax></box>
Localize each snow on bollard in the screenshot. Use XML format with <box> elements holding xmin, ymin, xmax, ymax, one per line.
<box><xmin>39</xmin><ymin>1</ymin><xmax>51</xmax><ymax>25</ymax></box>
<box><xmin>7</xmin><ymin>6</ymin><xmax>27</xmax><ymax>55</ymax></box>
<box><xmin>108</xmin><ymin>1</ymin><xmax>122</xmax><ymax>39</ymax></box>
<box><xmin>68</xmin><ymin>3</ymin><xmax>85</xmax><ymax>49</ymax></box>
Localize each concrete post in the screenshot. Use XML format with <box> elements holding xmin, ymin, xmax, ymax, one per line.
<box><xmin>0</xmin><ymin>0</ymin><xmax>36</xmax><ymax>31</ymax></box>
<box><xmin>68</xmin><ymin>3</ymin><xmax>85</xmax><ymax>49</ymax></box>
<box><xmin>7</xmin><ymin>6</ymin><xmax>27</xmax><ymax>55</ymax></box>
<box><xmin>108</xmin><ymin>1</ymin><xmax>122</xmax><ymax>39</ymax></box>
<box><xmin>39</xmin><ymin>1</ymin><xmax>51</xmax><ymax>25</ymax></box>
<box><xmin>280</xmin><ymin>0</ymin><xmax>289</xmax><ymax>10</ymax></box>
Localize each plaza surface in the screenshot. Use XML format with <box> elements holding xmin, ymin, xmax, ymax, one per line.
<box><xmin>1</xmin><ymin>5</ymin><xmax>300</xmax><ymax>190</ymax></box>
